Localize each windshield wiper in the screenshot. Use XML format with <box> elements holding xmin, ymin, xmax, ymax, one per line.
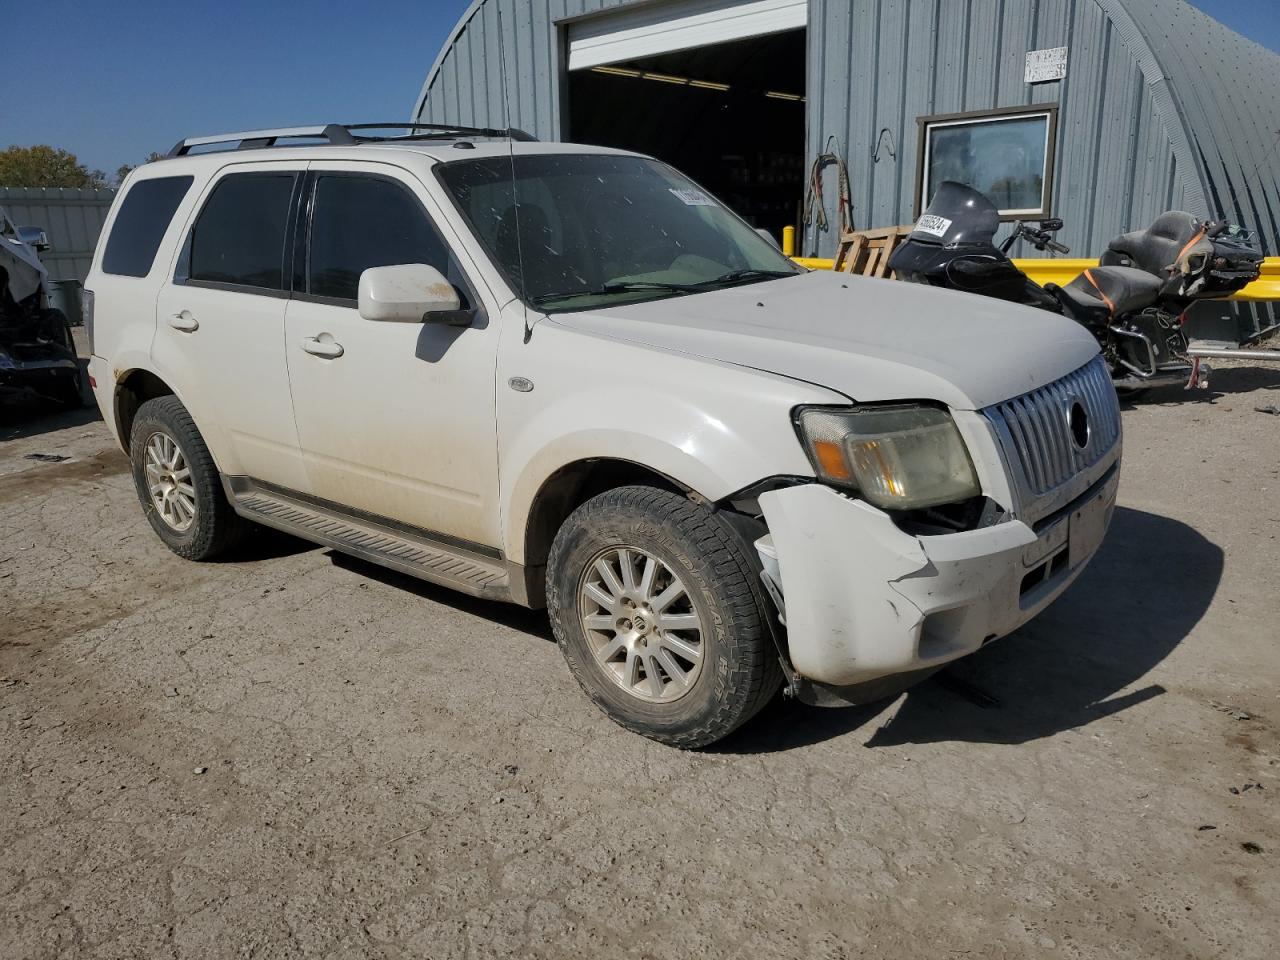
<box><xmin>690</xmin><ymin>268</ymin><xmax>799</xmax><ymax>289</ymax></box>
<box><xmin>529</xmin><ymin>281</ymin><xmax>699</xmax><ymax>306</ymax></box>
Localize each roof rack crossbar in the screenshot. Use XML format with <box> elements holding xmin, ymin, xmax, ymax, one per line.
<box><xmin>166</xmin><ymin>122</ymin><xmax>537</xmax><ymax>158</ymax></box>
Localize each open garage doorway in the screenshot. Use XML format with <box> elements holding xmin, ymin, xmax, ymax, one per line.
<box><xmin>567</xmin><ymin>27</ymin><xmax>806</xmax><ymax>242</ymax></box>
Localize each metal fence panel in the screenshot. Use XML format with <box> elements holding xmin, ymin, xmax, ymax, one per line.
<box><xmin>0</xmin><ymin>186</ymin><xmax>117</xmax><ymax>282</ymax></box>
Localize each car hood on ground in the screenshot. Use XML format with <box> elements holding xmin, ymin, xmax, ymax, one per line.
<box><xmin>548</xmin><ymin>270</ymin><xmax>1100</xmax><ymax>410</ymax></box>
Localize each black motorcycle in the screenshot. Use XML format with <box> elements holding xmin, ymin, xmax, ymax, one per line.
<box><xmin>887</xmin><ymin>181</ymin><xmax>1264</xmax><ymax>393</ymax></box>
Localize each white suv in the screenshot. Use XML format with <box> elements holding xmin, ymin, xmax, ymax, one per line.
<box><xmin>85</xmin><ymin>123</ymin><xmax>1121</xmax><ymax>747</ymax></box>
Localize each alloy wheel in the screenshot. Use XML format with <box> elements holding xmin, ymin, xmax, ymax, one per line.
<box><xmin>577</xmin><ymin>546</ymin><xmax>705</xmax><ymax>703</ymax></box>
<box><xmin>144</xmin><ymin>431</ymin><xmax>196</xmax><ymax>532</ymax></box>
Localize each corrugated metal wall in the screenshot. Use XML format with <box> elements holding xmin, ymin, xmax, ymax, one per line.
<box><xmin>413</xmin><ymin>0</ymin><xmax>1199</xmax><ymax>257</ymax></box>
<box><xmin>1119</xmin><ymin>0</ymin><xmax>1280</xmax><ymax>258</ymax></box>
<box><xmin>0</xmin><ymin>187</ymin><xmax>117</xmax><ymax>282</ymax></box>
<box><xmin>804</xmin><ymin>0</ymin><xmax>1198</xmax><ymax>260</ymax></box>
<box><xmin>415</xmin><ymin>0</ymin><xmax>1279</xmax><ymax>335</ymax></box>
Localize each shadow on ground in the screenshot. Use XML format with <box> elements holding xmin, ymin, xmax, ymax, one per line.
<box><xmin>718</xmin><ymin>505</ymin><xmax>1223</xmax><ymax>753</ymax></box>
<box><xmin>1</xmin><ymin>357</ymin><xmax>100</xmax><ymax>441</ymax></box>
<box><xmin>1126</xmin><ymin>363</ymin><xmax>1280</xmax><ymax>408</ymax></box>
<box><xmin>0</xmin><ymin>398</ymin><xmax>101</xmax><ymax>441</ymax></box>
<box><xmin>314</xmin><ymin>504</ymin><xmax>1222</xmax><ymax>755</ymax></box>
<box><xmin>329</xmin><ymin>550</ymin><xmax>553</xmax><ymax>642</ymax></box>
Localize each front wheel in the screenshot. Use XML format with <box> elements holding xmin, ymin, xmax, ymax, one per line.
<box><xmin>546</xmin><ymin>485</ymin><xmax>782</xmax><ymax>748</ymax></box>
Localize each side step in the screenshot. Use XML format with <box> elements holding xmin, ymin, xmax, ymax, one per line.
<box><xmin>224</xmin><ymin>477</ymin><xmax>512</xmax><ymax>602</ymax></box>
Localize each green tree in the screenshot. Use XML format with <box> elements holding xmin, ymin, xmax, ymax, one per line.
<box><xmin>0</xmin><ymin>145</ymin><xmax>107</xmax><ymax>188</ymax></box>
<box><xmin>115</xmin><ymin>152</ymin><xmax>166</xmax><ymax>186</ymax></box>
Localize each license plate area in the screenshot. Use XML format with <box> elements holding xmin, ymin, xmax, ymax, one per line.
<box><xmin>1020</xmin><ymin>469</ymin><xmax>1119</xmax><ymax>599</ymax></box>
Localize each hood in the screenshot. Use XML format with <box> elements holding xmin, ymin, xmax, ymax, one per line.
<box><xmin>549</xmin><ymin>270</ymin><xmax>1099</xmax><ymax>410</ymax></box>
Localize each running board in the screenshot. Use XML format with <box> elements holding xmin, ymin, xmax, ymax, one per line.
<box><xmin>223</xmin><ymin>477</ymin><xmax>512</xmax><ymax>601</ymax></box>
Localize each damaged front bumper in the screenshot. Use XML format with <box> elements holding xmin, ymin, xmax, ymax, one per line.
<box><xmin>756</xmin><ymin>463</ymin><xmax>1119</xmax><ymax>693</ymax></box>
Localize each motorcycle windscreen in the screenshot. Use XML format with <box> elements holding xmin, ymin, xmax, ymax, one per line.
<box><xmin>909</xmin><ymin>181</ymin><xmax>1002</xmax><ymax>247</ymax></box>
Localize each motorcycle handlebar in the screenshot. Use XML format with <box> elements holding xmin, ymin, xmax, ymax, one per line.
<box><xmin>1003</xmin><ymin>221</ymin><xmax>1071</xmax><ymax>256</ymax></box>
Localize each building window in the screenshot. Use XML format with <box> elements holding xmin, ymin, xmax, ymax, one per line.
<box><xmin>916</xmin><ymin>105</ymin><xmax>1058</xmax><ymax>219</ymax></box>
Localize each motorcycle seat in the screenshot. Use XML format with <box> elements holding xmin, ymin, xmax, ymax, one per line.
<box><xmin>1054</xmin><ymin>266</ymin><xmax>1163</xmax><ymax>319</ymax></box>
<box><xmin>1101</xmin><ymin>211</ymin><xmax>1199</xmax><ymax>274</ymax></box>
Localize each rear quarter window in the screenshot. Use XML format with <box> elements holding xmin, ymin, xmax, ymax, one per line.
<box><xmin>102</xmin><ymin>176</ymin><xmax>194</xmax><ymax>277</ymax></box>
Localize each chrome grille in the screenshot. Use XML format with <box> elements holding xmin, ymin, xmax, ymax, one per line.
<box><xmin>984</xmin><ymin>356</ymin><xmax>1121</xmax><ymax>497</ymax></box>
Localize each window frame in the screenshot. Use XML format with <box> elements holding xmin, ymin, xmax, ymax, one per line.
<box><xmin>292</xmin><ymin>169</ymin><xmax>482</xmax><ymax>313</ymax></box>
<box><xmin>914</xmin><ymin>103</ymin><xmax>1059</xmax><ymax>221</ymax></box>
<box><xmin>174</xmin><ymin>170</ymin><xmax>304</xmax><ymax>299</ymax></box>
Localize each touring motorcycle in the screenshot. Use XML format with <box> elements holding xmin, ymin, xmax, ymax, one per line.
<box><xmin>887</xmin><ymin>181</ymin><xmax>1264</xmax><ymax>393</ymax></box>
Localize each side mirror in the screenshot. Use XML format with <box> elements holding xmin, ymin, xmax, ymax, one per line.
<box><xmin>18</xmin><ymin>226</ymin><xmax>50</xmax><ymax>252</ymax></box>
<box><xmin>357</xmin><ymin>263</ymin><xmax>473</xmax><ymax>326</ymax></box>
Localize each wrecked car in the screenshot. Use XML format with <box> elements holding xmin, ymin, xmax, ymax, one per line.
<box><xmin>1</xmin><ymin>206</ymin><xmax>82</xmax><ymax>408</ymax></box>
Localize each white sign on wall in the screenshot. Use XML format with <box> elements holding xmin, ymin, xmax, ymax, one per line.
<box><xmin>1025</xmin><ymin>47</ymin><xmax>1068</xmax><ymax>84</ymax></box>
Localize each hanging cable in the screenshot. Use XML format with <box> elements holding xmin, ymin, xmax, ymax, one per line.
<box><xmin>802</xmin><ymin>136</ymin><xmax>853</xmax><ymax>256</ymax></box>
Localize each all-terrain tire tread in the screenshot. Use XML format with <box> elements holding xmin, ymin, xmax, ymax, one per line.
<box><xmin>546</xmin><ymin>485</ymin><xmax>782</xmax><ymax>748</ymax></box>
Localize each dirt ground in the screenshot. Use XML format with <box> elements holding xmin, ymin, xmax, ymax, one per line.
<box><xmin>2</xmin><ymin>342</ymin><xmax>1278</xmax><ymax>960</ymax></box>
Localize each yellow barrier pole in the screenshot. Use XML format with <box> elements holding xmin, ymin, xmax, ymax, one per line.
<box><xmin>781</xmin><ymin>225</ymin><xmax>796</xmax><ymax>257</ymax></box>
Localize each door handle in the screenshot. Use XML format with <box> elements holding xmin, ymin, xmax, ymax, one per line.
<box><xmin>168</xmin><ymin>311</ymin><xmax>199</xmax><ymax>332</ymax></box>
<box><xmin>301</xmin><ymin>337</ymin><xmax>344</xmax><ymax>359</ymax></box>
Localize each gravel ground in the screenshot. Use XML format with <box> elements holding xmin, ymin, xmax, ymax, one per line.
<box><xmin>2</xmin><ymin>347</ymin><xmax>1278</xmax><ymax>959</ymax></box>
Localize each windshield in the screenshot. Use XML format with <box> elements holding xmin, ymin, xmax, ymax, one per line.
<box><xmin>436</xmin><ymin>153</ymin><xmax>801</xmax><ymax>313</ymax></box>
<box><xmin>911</xmin><ymin>180</ymin><xmax>1002</xmax><ymax>247</ymax></box>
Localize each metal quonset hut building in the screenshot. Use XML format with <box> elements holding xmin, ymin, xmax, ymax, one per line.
<box><xmin>415</xmin><ymin>0</ymin><xmax>1280</xmax><ymax>333</ymax></box>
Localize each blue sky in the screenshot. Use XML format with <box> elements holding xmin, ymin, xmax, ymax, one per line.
<box><xmin>4</xmin><ymin>0</ymin><xmax>1276</xmax><ymax>177</ymax></box>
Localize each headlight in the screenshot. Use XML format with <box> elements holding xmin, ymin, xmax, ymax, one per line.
<box><xmin>795</xmin><ymin>404</ymin><xmax>981</xmax><ymax>510</ymax></box>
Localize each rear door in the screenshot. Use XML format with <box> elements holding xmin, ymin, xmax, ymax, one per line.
<box><xmin>152</xmin><ymin>162</ymin><xmax>308</xmax><ymax>490</ymax></box>
<box><xmin>283</xmin><ymin>161</ymin><xmax>502</xmax><ymax>548</ymax></box>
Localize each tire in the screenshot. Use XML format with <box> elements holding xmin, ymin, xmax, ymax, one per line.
<box><xmin>546</xmin><ymin>485</ymin><xmax>783</xmax><ymax>748</ymax></box>
<box><xmin>128</xmin><ymin>396</ymin><xmax>251</xmax><ymax>560</ymax></box>
<box><xmin>47</xmin><ymin>368</ymin><xmax>84</xmax><ymax>409</ymax></box>
<box><xmin>34</xmin><ymin>309</ymin><xmax>82</xmax><ymax>409</ymax></box>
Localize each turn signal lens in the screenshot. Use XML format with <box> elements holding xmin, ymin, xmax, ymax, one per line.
<box><xmin>795</xmin><ymin>404</ymin><xmax>981</xmax><ymax>510</ymax></box>
<box><xmin>812</xmin><ymin>440</ymin><xmax>852</xmax><ymax>480</ymax></box>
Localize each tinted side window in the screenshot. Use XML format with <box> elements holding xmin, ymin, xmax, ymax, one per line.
<box><xmin>308</xmin><ymin>175</ymin><xmax>459</xmax><ymax>302</ymax></box>
<box><xmin>102</xmin><ymin>176</ymin><xmax>194</xmax><ymax>277</ymax></box>
<box><xmin>189</xmin><ymin>173</ymin><xmax>295</xmax><ymax>290</ymax></box>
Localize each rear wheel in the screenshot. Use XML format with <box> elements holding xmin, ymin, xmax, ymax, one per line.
<box><xmin>129</xmin><ymin>396</ymin><xmax>251</xmax><ymax>560</ymax></box>
<box><xmin>546</xmin><ymin>485</ymin><xmax>782</xmax><ymax>748</ymax></box>
<box><xmin>48</xmin><ymin>367</ymin><xmax>84</xmax><ymax>409</ymax></box>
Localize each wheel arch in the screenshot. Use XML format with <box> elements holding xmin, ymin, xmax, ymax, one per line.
<box><xmin>514</xmin><ymin>455</ymin><xmax>699</xmax><ymax>609</ymax></box>
<box><xmin>113</xmin><ymin>367</ymin><xmax>176</xmax><ymax>452</ymax></box>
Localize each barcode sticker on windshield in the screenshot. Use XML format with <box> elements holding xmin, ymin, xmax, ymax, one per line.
<box><xmin>914</xmin><ymin>214</ymin><xmax>953</xmax><ymax>238</ymax></box>
<box><xmin>670</xmin><ymin>188</ymin><xmax>715</xmax><ymax>206</ymax></box>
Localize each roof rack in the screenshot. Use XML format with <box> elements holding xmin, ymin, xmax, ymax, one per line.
<box><xmin>165</xmin><ymin>122</ymin><xmax>538</xmax><ymax>158</ymax></box>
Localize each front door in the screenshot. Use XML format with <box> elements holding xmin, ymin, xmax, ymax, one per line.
<box><xmin>152</xmin><ymin>163</ymin><xmax>307</xmax><ymax>490</ymax></box>
<box><xmin>284</xmin><ymin>161</ymin><xmax>502</xmax><ymax>549</ymax></box>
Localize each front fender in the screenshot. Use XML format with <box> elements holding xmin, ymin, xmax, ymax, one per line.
<box><xmin>497</xmin><ymin>319</ymin><xmax>842</xmax><ymax>565</ymax></box>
